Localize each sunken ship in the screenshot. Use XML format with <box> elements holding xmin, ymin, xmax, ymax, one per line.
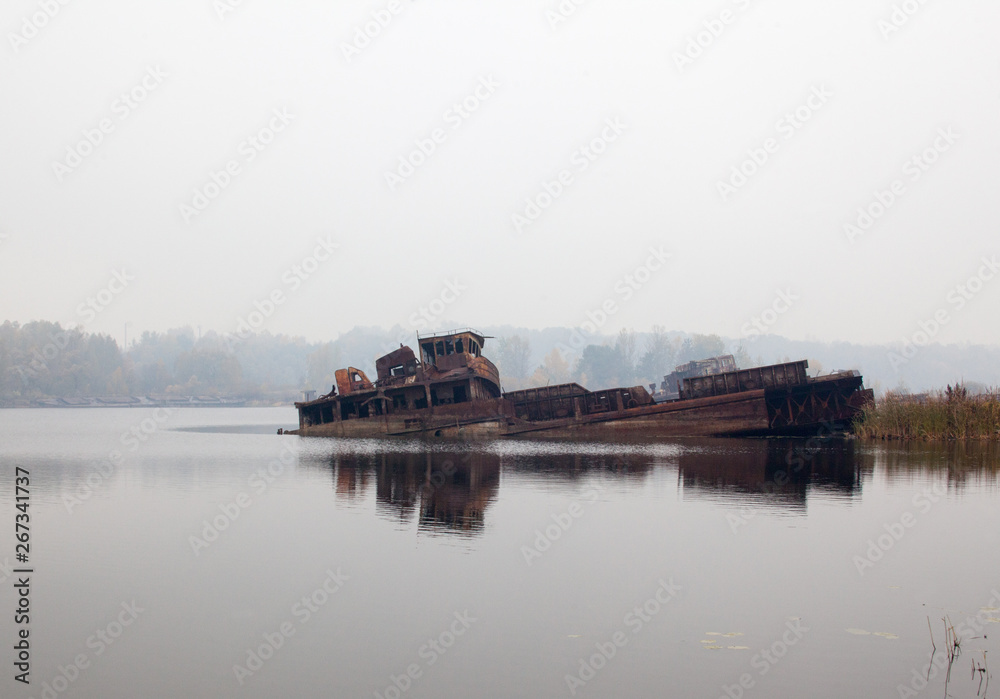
<box><xmin>290</xmin><ymin>328</ymin><xmax>873</xmax><ymax>439</ymax></box>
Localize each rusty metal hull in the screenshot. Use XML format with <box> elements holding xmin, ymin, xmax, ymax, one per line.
<box><xmin>503</xmin><ymin>379</ymin><xmax>867</xmax><ymax>439</ymax></box>
<box><xmin>289</xmin><ymin>373</ymin><xmax>869</xmax><ymax>440</ymax></box>
<box><xmin>502</xmin><ymin>390</ymin><xmax>771</xmax><ymax>439</ymax></box>
<box><xmin>291</xmin><ymin>400</ymin><xmax>511</xmax><ymax>439</ymax></box>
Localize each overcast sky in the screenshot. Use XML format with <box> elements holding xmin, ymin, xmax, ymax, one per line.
<box><xmin>1</xmin><ymin>0</ymin><xmax>997</xmax><ymax>349</ymax></box>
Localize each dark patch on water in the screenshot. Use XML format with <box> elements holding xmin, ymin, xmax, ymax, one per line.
<box><xmin>171</xmin><ymin>424</ymin><xmax>288</xmax><ymax>434</ymax></box>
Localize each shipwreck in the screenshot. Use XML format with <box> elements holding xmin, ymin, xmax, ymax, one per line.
<box><xmin>290</xmin><ymin>328</ymin><xmax>873</xmax><ymax>439</ymax></box>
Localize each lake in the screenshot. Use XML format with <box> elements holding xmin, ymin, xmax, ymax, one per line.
<box><xmin>1</xmin><ymin>408</ymin><xmax>998</xmax><ymax>698</ymax></box>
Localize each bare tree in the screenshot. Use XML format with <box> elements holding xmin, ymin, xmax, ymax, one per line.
<box><xmin>494</xmin><ymin>335</ymin><xmax>531</xmax><ymax>379</ymax></box>
<box><xmin>615</xmin><ymin>328</ymin><xmax>637</xmax><ymax>383</ymax></box>
<box><xmin>637</xmin><ymin>325</ymin><xmax>676</xmax><ymax>384</ymax></box>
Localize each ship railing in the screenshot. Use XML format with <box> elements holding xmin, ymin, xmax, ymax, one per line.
<box><xmin>417</xmin><ymin>328</ymin><xmax>489</xmax><ymax>340</ymax></box>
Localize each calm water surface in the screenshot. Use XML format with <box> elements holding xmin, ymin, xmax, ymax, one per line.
<box><xmin>1</xmin><ymin>408</ymin><xmax>999</xmax><ymax>699</ymax></box>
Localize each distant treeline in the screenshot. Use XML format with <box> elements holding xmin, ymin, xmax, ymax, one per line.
<box><xmin>2</xmin><ymin>319</ymin><xmax>998</xmax><ymax>403</ymax></box>
<box><xmin>490</xmin><ymin>327</ymin><xmax>735</xmax><ymax>392</ymax></box>
<box><xmin>1</xmin><ymin>321</ymin><xmax>311</xmax><ymax>401</ymax></box>
<box><xmin>0</xmin><ymin>321</ymin><xmax>738</xmax><ymax>402</ymax></box>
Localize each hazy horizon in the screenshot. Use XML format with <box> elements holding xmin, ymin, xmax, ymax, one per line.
<box><xmin>2</xmin><ymin>1</ymin><xmax>998</xmax><ymax>350</ymax></box>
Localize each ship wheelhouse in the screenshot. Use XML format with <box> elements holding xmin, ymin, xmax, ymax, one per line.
<box><xmin>295</xmin><ymin>328</ymin><xmax>501</xmax><ymax>429</ymax></box>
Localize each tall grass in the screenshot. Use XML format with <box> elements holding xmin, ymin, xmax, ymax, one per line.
<box><xmin>854</xmin><ymin>385</ymin><xmax>1000</xmax><ymax>440</ymax></box>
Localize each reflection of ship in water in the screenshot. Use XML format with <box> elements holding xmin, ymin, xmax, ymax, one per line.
<box><xmin>677</xmin><ymin>438</ymin><xmax>874</xmax><ymax>510</ymax></box>
<box><xmin>328</xmin><ymin>451</ymin><xmax>500</xmax><ymax>536</ymax></box>
<box><xmin>418</xmin><ymin>454</ymin><xmax>499</xmax><ymax>534</ymax></box>
<box><xmin>310</xmin><ymin>438</ymin><xmax>1000</xmax><ymax>536</ymax></box>
<box><xmin>499</xmin><ymin>450</ymin><xmax>659</xmax><ymax>483</ymax></box>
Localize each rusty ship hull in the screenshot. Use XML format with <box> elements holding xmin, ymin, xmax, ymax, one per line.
<box><xmin>290</xmin><ymin>330</ymin><xmax>872</xmax><ymax>440</ymax></box>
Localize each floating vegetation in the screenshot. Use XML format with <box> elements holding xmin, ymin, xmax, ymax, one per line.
<box><xmin>846</xmin><ymin>628</ymin><xmax>898</xmax><ymax>638</ymax></box>
<box><xmin>701</xmin><ymin>633</ymin><xmax>746</xmax><ymax>651</ymax></box>
<box><xmin>854</xmin><ymin>385</ymin><xmax>1000</xmax><ymax>441</ymax></box>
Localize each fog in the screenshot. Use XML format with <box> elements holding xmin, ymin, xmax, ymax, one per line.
<box><xmin>2</xmin><ymin>0</ymin><xmax>998</xmax><ymax>350</ymax></box>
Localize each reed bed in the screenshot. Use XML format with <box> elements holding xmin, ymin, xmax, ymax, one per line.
<box><xmin>853</xmin><ymin>385</ymin><xmax>1000</xmax><ymax>441</ymax></box>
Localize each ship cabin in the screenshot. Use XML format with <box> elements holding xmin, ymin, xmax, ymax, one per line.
<box><xmin>295</xmin><ymin>329</ymin><xmax>501</xmax><ymax>429</ymax></box>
